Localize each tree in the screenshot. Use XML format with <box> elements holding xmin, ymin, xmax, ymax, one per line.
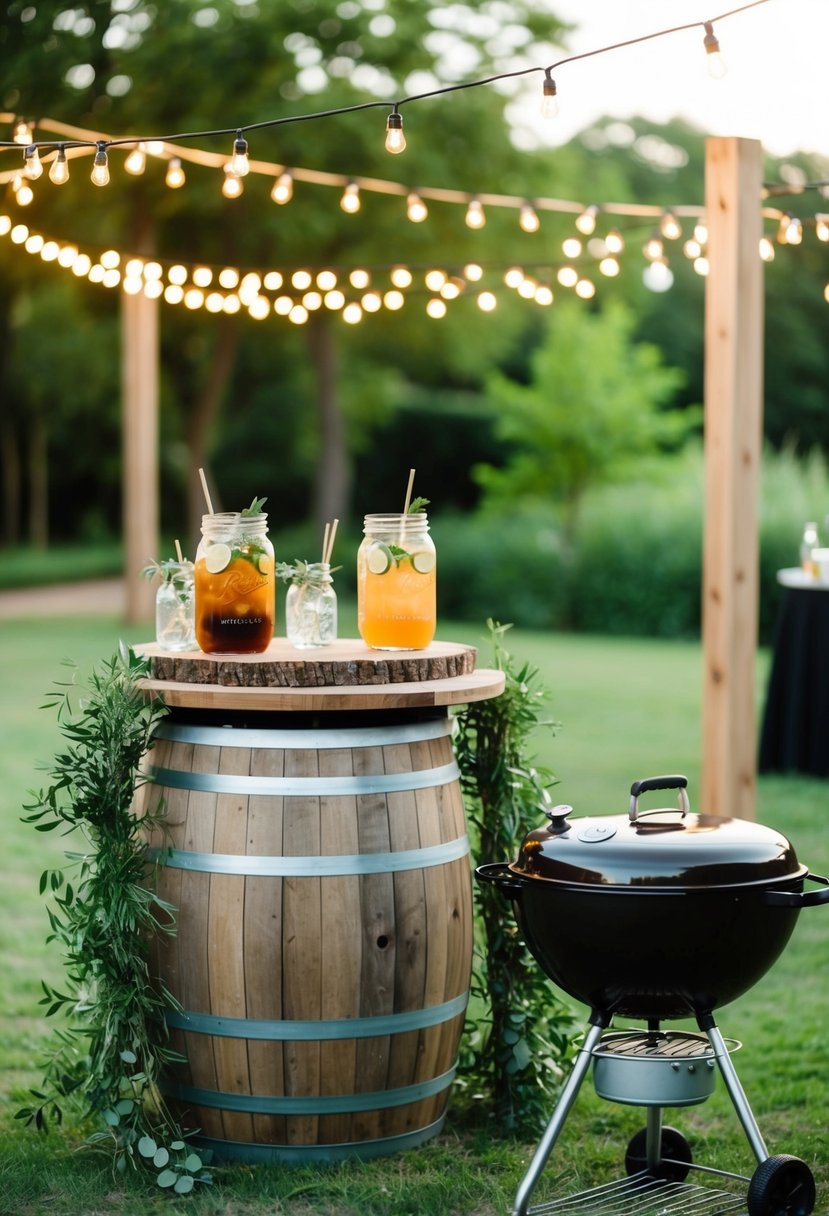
<box><xmin>475</xmin><ymin>300</ymin><xmax>690</xmax><ymax>545</ymax></box>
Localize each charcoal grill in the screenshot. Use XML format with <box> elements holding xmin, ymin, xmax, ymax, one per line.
<box><xmin>476</xmin><ymin>776</ymin><xmax>826</xmax><ymax>1216</ymax></box>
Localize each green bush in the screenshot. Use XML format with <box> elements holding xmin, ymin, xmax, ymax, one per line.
<box><xmin>435</xmin><ymin>444</ymin><xmax>829</xmax><ymax>644</ymax></box>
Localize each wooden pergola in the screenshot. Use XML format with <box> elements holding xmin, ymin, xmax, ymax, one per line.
<box><xmin>121</xmin><ymin>135</ymin><xmax>765</xmax><ymax>819</ymax></box>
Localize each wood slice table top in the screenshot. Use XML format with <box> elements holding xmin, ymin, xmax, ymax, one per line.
<box><xmin>135</xmin><ymin>638</ymin><xmax>504</xmax><ymax>711</ymax></box>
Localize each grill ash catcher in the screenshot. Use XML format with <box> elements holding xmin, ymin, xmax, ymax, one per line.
<box><xmin>477</xmin><ymin>775</ymin><xmax>828</xmax><ymax>1216</ymax></box>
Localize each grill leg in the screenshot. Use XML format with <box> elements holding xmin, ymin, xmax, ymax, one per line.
<box><xmin>645</xmin><ymin>1105</ymin><xmax>663</xmax><ymax>1172</ymax></box>
<box><xmin>511</xmin><ymin>1019</ymin><xmax>606</xmax><ymax>1216</ymax></box>
<box><xmin>699</xmin><ymin>1014</ymin><xmax>769</xmax><ymax>1166</ymax></box>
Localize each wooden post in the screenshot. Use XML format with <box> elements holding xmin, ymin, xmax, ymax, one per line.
<box><xmin>701</xmin><ymin>137</ymin><xmax>764</xmax><ymax>819</ymax></box>
<box><xmin>121</xmin><ymin>288</ymin><xmax>159</xmax><ymax>625</ymax></box>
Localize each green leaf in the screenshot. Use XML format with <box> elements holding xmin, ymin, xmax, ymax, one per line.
<box><xmin>184</xmin><ymin>1153</ymin><xmax>203</xmax><ymax>1173</ymax></box>
<box><xmin>156</xmin><ymin>1169</ymin><xmax>178</xmax><ymax>1188</ymax></box>
<box><xmin>241</xmin><ymin>494</ymin><xmax>267</xmax><ymax>515</ymax></box>
<box><xmin>115</xmin><ymin>1098</ymin><xmax>134</xmax><ymax>1116</ymax></box>
<box><xmin>408</xmin><ymin>495</ymin><xmax>430</xmax><ymax>513</ymax></box>
<box><xmin>138</xmin><ymin>1135</ymin><xmax>157</xmax><ymax>1158</ymax></box>
<box><xmin>119</xmin><ymin>1049</ymin><xmax>137</xmax><ymax>1064</ymax></box>
<box><xmin>153</xmin><ymin>1147</ymin><xmax>170</xmax><ymax>1168</ymax></box>
<box><xmin>103</xmin><ymin>1108</ymin><xmax>120</xmax><ymax>1127</ymax></box>
<box><xmin>174</xmin><ymin>1175</ymin><xmax>195</xmax><ymax>1194</ymax></box>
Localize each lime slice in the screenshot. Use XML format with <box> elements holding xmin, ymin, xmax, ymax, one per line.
<box><xmin>367</xmin><ymin>542</ymin><xmax>392</xmax><ymax>574</ymax></box>
<box><xmin>412</xmin><ymin>549</ymin><xmax>436</xmax><ymax>574</ymax></box>
<box><xmin>257</xmin><ymin>554</ymin><xmax>272</xmax><ymax>576</ymax></box>
<box><xmin>205</xmin><ymin>542</ymin><xmax>232</xmax><ymax>574</ymax></box>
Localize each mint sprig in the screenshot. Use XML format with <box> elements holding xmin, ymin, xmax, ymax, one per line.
<box><xmin>241</xmin><ymin>495</ymin><xmax>268</xmax><ymax>516</ymax></box>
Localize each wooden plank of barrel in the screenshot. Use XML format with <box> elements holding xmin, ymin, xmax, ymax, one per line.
<box><xmin>143</xmin><ymin>705</ymin><xmax>475</xmax><ymax>1163</ymax></box>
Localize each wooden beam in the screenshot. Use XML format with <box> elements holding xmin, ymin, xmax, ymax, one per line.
<box><xmin>701</xmin><ymin>137</ymin><xmax>764</xmax><ymax>819</ymax></box>
<box><xmin>121</xmin><ymin>288</ymin><xmax>159</xmax><ymax>625</ymax></box>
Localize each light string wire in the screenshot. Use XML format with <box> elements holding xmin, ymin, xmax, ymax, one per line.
<box><xmin>1</xmin><ymin>0</ymin><xmax>769</xmax><ymax>158</ymax></box>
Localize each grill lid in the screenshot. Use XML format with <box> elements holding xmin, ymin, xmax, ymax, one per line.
<box><xmin>512</xmin><ymin>775</ymin><xmax>803</xmax><ymax>889</ymax></box>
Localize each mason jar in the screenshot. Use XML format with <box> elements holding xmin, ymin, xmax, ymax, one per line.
<box><xmin>285</xmin><ymin>563</ymin><xmax>337</xmax><ymax>649</ymax></box>
<box><xmin>155</xmin><ymin>561</ymin><xmax>196</xmax><ymax>651</ymax></box>
<box><xmin>357</xmin><ymin>512</ymin><xmax>436</xmax><ymax>650</ymax></box>
<box><xmin>194</xmin><ymin>512</ymin><xmax>275</xmax><ymax>654</ymax></box>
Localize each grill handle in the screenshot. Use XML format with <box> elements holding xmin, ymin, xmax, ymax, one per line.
<box><xmin>474</xmin><ymin>861</ymin><xmax>525</xmax><ymax>899</ymax></box>
<box><xmin>764</xmin><ymin>872</ymin><xmax>829</xmax><ymax>907</ymax></box>
<box><xmin>629</xmin><ymin>774</ymin><xmax>690</xmax><ymax>823</ymax></box>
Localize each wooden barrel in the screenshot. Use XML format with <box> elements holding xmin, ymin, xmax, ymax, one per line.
<box><xmin>142</xmin><ymin>707</ymin><xmax>473</xmax><ymax>1163</ymax></box>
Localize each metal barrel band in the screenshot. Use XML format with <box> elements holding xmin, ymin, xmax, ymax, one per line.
<box><xmin>160</xmin><ymin>1063</ymin><xmax>457</xmax><ymax>1116</ymax></box>
<box><xmin>165</xmin><ymin>991</ymin><xmax>468</xmax><ymax>1040</ymax></box>
<box><xmin>152</xmin><ymin>717</ymin><xmax>452</xmax><ymax>750</ymax></box>
<box><xmin>147</xmin><ymin>759</ymin><xmax>459</xmax><ymax>796</ymax></box>
<box><xmin>189</xmin><ymin>1116</ymin><xmax>446</xmax><ymax>1164</ymax></box>
<box><xmin>146</xmin><ymin>833</ymin><xmax>469</xmax><ymax>876</ymax></box>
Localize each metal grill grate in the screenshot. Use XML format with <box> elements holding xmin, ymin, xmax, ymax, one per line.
<box><xmin>594</xmin><ymin>1031</ymin><xmax>716</xmax><ymax>1061</ymax></box>
<box><xmin>526</xmin><ymin>1172</ymin><xmax>747</xmax><ymax>1214</ymax></box>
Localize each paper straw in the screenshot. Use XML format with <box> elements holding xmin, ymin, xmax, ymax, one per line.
<box><xmin>324</xmin><ymin>518</ymin><xmax>339</xmax><ymax>565</ymax></box>
<box><xmin>174</xmin><ymin>538</ymin><xmax>184</xmax><ymax>563</ymax></box>
<box><xmin>402</xmin><ymin>468</ymin><xmax>416</xmax><ymax>516</ymax></box>
<box><xmin>321</xmin><ymin>522</ymin><xmax>331</xmax><ymax>566</ymax></box>
<box><xmin>198</xmin><ymin>467</ymin><xmax>214</xmax><ymax>514</ymax></box>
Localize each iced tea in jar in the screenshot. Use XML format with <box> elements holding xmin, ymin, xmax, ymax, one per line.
<box><xmin>195</xmin><ymin>508</ymin><xmax>275</xmax><ymax>654</ymax></box>
<box><xmin>357</xmin><ymin>512</ymin><xmax>436</xmax><ymax>650</ymax></box>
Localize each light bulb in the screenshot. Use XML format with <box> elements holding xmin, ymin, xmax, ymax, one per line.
<box><xmin>660</xmin><ymin>210</ymin><xmax>682</xmax><ymax>240</ymax></box>
<box><xmin>519</xmin><ymin>203</ymin><xmax>540</xmax><ymax>233</ymax></box>
<box><xmin>644</xmin><ymin>232</ymin><xmax>664</xmax><ymax>261</ymax></box>
<box><xmin>271</xmin><ymin>171</ymin><xmax>293</xmax><ymax>204</ymax></box>
<box><xmin>759</xmin><ymin>237</ymin><xmax>775</xmax><ymax>262</ymax></box>
<box><xmin>575</xmin><ymin>204</ymin><xmax>598</xmax><ymax>236</ymax></box>
<box><xmin>785</xmin><ymin>216</ymin><xmax>803</xmax><ymax>245</ymax></box>
<box><xmin>605</xmin><ymin>228</ymin><xmax>625</xmax><ymax>254</ymax></box>
<box><xmin>406</xmin><ymin>192</ymin><xmax>428</xmax><ymax>223</ymax></box>
<box><xmin>541</xmin><ymin>74</ymin><xmax>558</xmax><ymax>119</ymax></box>
<box><xmin>340</xmin><ymin>182</ymin><xmax>361</xmax><ymax>213</ymax></box>
<box><xmin>222</xmin><ymin>166</ymin><xmax>244</xmax><ymax>198</ymax></box>
<box><xmin>230</xmin><ymin>134</ymin><xmax>250</xmax><ymax>177</ymax></box>
<box><xmin>16</xmin><ymin>183</ymin><xmax>34</xmax><ymax>206</ymax></box>
<box><xmin>24</xmin><ymin>146</ymin><xmax>43</xmax><ymax>180</ymax></box>
<box><xmin>91</xmin><ymin>143</ymin><xmax>110</xmax><ymax>187</ymax></box>
<box><xmin>599</xmin><ymin>256</ymin><xmax>620</xmax><ymax>277</ymax></box>
<box><xmin>477</xmin><ymin>291</ymin><xmax>497</xmax><ymax>312</ymax></box>
<box><xmin>384</xmin><ymin>110</ymin><xmax>406</xmax><ymax>154</ymax></box>
<box><xmin>465</xmin><ymin>199</ymin><xmax>485</xmax><ymax>229</ymax></box>
<box><xmin>13</xmin><ymin>120</ymin><xmax>33</xmax><ymax>145</ymax></box>
<box><xmin>464</xmin><ymin>263</ymin><xmax>483</xmax><ymax>282</ymax></box>
<box><xmin>703</xmin><ymin>22</ymin><xmax>727</xmax><ymax>79</ymax></box>
<box><xmin>165</xmin><ymin>158</ymin><xmax>185</xmax><ymax>188</ymax></box>
<box><xmin>694</xmin><ymin>222</ymin><xmax>709</xmax><ymax>245</ymax></box>
<box><xmin>562</xmin><ymin>236</ymin><xmax>582</xmax><ymax>259</ymax></box>
<box><xmin>816</xmin><ymin>216</ymin><xmax>829</xmax><ymax>243</ymax></box>
<box><xmin>49</xmin><ymin>146</ymin><xmax>69</xmax><ymax>185</ymax></box>
<box><xmin>124</xmin><ymin>143</ymin><xmax>147</xmax><ymax>175</ymax></box>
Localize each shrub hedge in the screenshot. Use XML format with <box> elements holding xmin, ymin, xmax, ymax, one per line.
<box><xmin>435</xmin><ymin>444</ymin><xmax>829</xmax><ymax>646</ymax></box>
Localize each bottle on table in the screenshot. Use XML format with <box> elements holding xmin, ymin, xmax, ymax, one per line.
<box><xmin>800</xmin><ymin>521</ymin><xmax>819</xmax><ymax>577</ymax></box>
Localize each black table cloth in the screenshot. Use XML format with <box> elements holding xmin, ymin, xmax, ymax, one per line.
<box><xmin>759</xmin><ymin>583</ymin><xmax>829</xmax><ymax>777</ymax></box>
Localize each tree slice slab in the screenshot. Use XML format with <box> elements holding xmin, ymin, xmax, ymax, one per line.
<box><xmin>137</xmin><ymin>638</ymin><xmax>477</xmax><ymax>688</ymax></box>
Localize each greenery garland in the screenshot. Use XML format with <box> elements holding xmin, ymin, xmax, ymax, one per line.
<box><xmin>454</xmin><ymin>621</ymin><xmax>577</xmax><ymax>1136</ymax></box>
<box><xmin>16</xmin><ymin>643</ymin><xmax>211</xmax><ymax>1194</ymax></box>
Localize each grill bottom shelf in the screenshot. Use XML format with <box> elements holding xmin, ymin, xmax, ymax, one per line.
<box><xmin>526</xmin><ymin>1171</ymin><xmax>747</xmax><ymax>1215</ymax></box>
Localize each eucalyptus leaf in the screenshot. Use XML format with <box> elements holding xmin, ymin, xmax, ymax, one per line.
<box><xmin>184</xmin><ymin>1152</ymin><xmax>204</xmax><ymax>1173</ymax></box>
<box><xmin>138</xmin><ymin>1135</ymin><xmax>157</xmax><ymax>1158</ymax></box>
<box><xmin>174</xmin><ymin>1175</ymin><xmax>195</xmax><ymax>1194</ymax></box>
<box><xmin>153</xmin><ymin>1147</ymin><xmax>170</xmax><ymax>1168</ymax></box>
<box><xmin>156</xmin><ymin>1169</ymin><xmax>178</xmax><ymax>1188</ymax></box>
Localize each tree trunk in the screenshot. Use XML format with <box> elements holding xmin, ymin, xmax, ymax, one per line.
<box><xmin>1</xmin><ymin>413</ymin><xmax>21</xmax><ymax>546</ymax></box>
<box><xmin>307</xmin><ymin>313</ymin><xmax>349</xmax><ymax>527</ymax></box>
<box><xmin>28</xmin><ymin>412</ymin><xmax>48</xmax><ymax>550</ymax></box>
<box><xmin>185</xmin><ymin>315</ymin><xmax>242</xmax><ymax>543</ymax></box>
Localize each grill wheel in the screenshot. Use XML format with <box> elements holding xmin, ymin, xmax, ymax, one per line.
<box><xmin>624</xmin><ymin>1125</ymin><xmax>692</xmax><ymax>1182</ymax></box>
<box><xmin>747</xmin><ymin>1154</ymin><xmax>816</xmax><ymax>1216</ymax></box>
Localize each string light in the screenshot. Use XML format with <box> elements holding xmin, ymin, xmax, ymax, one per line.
<box><xmin>222</xmin><ymin>165</ymin><xmax>244</xmax><ymax>198</ymax></box>
<box><xmin>340</xmin><ymin>181</ymin><xmax>361</xmax><ymax>213</ymax></box>
<box><xmin>519</xmin><ymin>203</ymin><xmax>540</xmax><ymax>233</ymax></box>
<box><xmin>230</xmin><ymin>133</ymin><xmax>250</xmax><ymax>178</ymax></box>
<box><xmin>465</xmin><ymin>198</ymin><xmax>485</xmax><ymax>229</ymax></box>
<box><xmin>165</xmin><ymin>158</ymin><xmax>185</xmax><ymax>188</ymax></box>
<box><xmin>703</xmin><ymin>22</ymin><xmax>727</xmax><ymax>78</ymax></box>
<box><xmin>23</xmin><ymin>146</ymin><xmax>43</xmax><ymax>180</ymax></box>
<box><xmin>562</xmin><ymin>236</ymin><xmax>582</xmax><ymax>258</ymax></box>
<box><xmin>541</xmin><ymin>73</ymin><xmax>559</xmax><ymax>119</ymax></box>
<box><xmin>124</xmin><ymin>143</ymin><xmax>147</xmax><ymax>175</ymax></box>
<box><xmin>13</xmin><ymin>120</ymin><xmax>33</xmax><ymax>145</ymax></box>
<box><xmin>575</xmin><ymin>204</ymin><xmax>599</xmax><ymax>235</ymax></box>
<box><xmin>384</xmin><ymin>108</ymin><xmax>406</xmax><ymax>155</ymax></box>
<box><xmin>605</xmin><ymin>228</ymin><xmax>625</xmax><ymax>254</ymax></box>
<box><xmin>15</xmin><ymin>178</ymin><xmax>34</xmax><ymax>206</ymax></box>
<box><xmin>406</xmin><ymin>192</ymin><xmax>428</xmax><ymax>223</ymax></box>
<box><xmin>816</xmin><ymin>215</ymin><xmax>829</xmax><ymax>242</ymax></box>
<box><xmin>271</xmin><ymin>171</ymin><xmax>293</xmax><ymax>204</ymax></box>
<box><xmin>49</xmin><ymin>145</ymin><xmax>69</xmax><ymax>185</ymax></box>
<box><xmin>660</xmin><ymin>209</ymin><xmax>682</xmax><ymax>240</ymax></box>
<box><xmin>90</xmin><ymin>142</ymin><xmax>110</xmax><ymax>187</ymax></box>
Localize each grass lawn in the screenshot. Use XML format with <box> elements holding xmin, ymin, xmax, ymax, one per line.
<box><xmin>0</xmin><ymin>607</ymin><xmax>826</xmax><ymax>1214</ymax></box>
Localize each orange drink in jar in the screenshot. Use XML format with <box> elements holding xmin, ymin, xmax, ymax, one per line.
<box><xmin>195</xmin><ymin>511</ymin><xmax>275</xmax><ymax>654</ymax></box>
<box><xmin>357</xmin><ymin>512</ymin><xmax>436</xmax><ymax>650</ymax></box>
